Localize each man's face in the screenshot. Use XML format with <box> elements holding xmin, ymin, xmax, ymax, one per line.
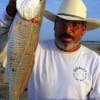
<box><xmin>54</xmin><ymin>17</ymin><xmax>86</xmax><ymax>52</ymax></box>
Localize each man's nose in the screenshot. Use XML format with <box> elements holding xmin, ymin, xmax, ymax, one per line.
<box><xmin>64</xmin><ymin>25</ymin><xmax>73</xmax><ymax>33</ymax></box>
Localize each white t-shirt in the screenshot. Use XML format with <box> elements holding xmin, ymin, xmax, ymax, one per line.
<box><xmin>28</xmin><ymin>39</ymin><xmax>100</xmax><ymax>100</ymax></box>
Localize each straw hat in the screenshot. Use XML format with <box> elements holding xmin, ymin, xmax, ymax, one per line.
<box><xmin>44</xmin><ymin>0</ymin><xmax>100</xmax><ymax>30</ymax></box>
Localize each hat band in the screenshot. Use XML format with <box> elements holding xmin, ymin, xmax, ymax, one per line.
<box><xmin>57</xmin><ymin>13</ymin><xmax>85</xmax><ymax>20</ymax></box>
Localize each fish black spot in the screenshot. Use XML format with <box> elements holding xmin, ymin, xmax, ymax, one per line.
<box><xmin>12</xmin><ymin>68</ymin><xmax>16</xmax><ymax>72</ymax></box>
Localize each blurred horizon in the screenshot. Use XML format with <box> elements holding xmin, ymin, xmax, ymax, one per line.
<box><xmin>0</xmin><ymin>0</ymin><xmax>100</xmax><ymax>41</ymax></box>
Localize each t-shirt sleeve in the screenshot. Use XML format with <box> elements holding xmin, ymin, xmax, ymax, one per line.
<box><xmin>0</xmin><ymin>10</ymin><xmax>14</xmax><ymax>66</ymax></box>
<box><xmin>0</xmin><ymin>10</ymin><xmax>13</xmax><ymax>36</ymax></box>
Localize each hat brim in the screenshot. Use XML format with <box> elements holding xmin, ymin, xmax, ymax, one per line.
<box><xmin>44</xmin><ymin>10</ymin><xmax>100</xmax><ymax>31</ymax></box>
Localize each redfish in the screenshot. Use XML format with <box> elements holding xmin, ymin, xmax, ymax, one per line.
<box><xmin>7</xmin><ymin>0</ymin><xmax>46</xmax><ymax>99</ymax></box>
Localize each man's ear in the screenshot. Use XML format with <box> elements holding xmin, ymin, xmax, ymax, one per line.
<box><xmin>82</xmin><ymin>26</ymin><xmax>87</xmax><ymax>36</ymax></box>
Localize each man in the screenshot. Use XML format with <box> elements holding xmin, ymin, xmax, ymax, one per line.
<box><xmin>27</xmin><ymin>0</ymin><xmax>100</xmax><ymax>100</ymax></box>
<box><xmin>0</xmin><ymin>0</ymin><xmax>100</xmax><ymax>100</ymax></box>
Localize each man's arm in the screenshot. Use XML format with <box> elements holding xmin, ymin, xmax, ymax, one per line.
<box><xmin>0</xmin><ymin>0</ymin><xmax>17</xmax><ymax>36</ymax></box>
<box><xmin>89</xmin><ymin>57</ymin><xmax>100</xmax><ymax>100</ymax></box>
<box><xmin>0</xmin><ymin>0</ymin><xmax>17</xmax><ymax>65</ymax></box>
<box><xmin>0</xmin><ymin>0</ymin><xmax>17</xmax><ymax>51</ymax></box>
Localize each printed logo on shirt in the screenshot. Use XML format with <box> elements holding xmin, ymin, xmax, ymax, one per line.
<box><xmin>73</xmin><ymin>67</ymin><xmax>87</xmax><ymax>81</ymax></box>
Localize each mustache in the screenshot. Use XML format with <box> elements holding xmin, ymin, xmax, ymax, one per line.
<box><xmin>59</xmin><ymin>32</ymin><xmax>74</xmax><ymax>39</ymax></box>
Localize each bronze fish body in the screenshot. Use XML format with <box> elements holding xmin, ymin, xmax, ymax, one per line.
<box><xmin>7</xmin><ymin>0</ymin><xmax>46</xmax><ymax>100</ymax></box>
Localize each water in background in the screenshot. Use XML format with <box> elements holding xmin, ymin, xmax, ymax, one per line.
<box><xmin>0</xmin><ymin>0</ymin><xmax>100</xmax><ymax>41</ymax></box>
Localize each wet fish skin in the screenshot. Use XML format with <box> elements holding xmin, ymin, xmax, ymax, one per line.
<box><xmin>7</xmin><ymin>0</ymin><xmax>46</xmax><ymax>100</ymax></box>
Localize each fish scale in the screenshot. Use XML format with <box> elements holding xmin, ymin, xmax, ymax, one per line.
<box><xmin>7</xmin><ymin>0</ymin><xmax>46</xmax><ymax>100</ymax></box>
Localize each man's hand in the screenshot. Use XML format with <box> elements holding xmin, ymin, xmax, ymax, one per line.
<box><xmin>6</xmin><ymin>0</ymin><xmax>17</xmax><ymax>17</ymax></box>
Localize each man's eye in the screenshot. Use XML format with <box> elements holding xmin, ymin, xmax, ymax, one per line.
<box><xmin>72</xmin><ymin>22</ymin><xmax>80</xmax><ymax>27</ymax></box>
